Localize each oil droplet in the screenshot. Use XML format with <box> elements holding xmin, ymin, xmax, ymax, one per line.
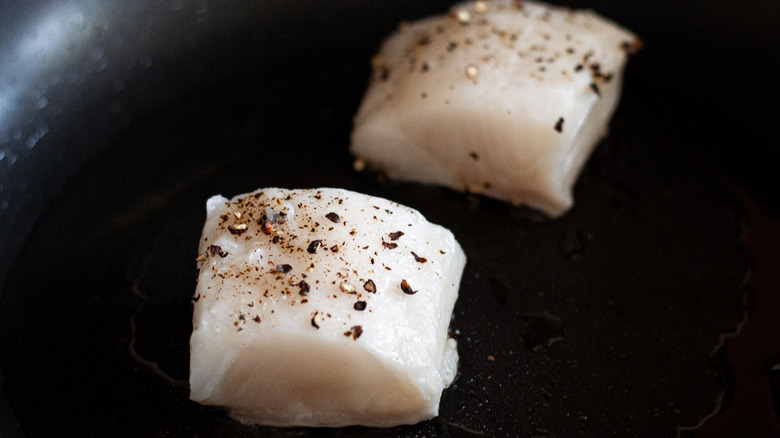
<box><xmin>520</xmin><ymin>312</ymin><xmax>564</xmax><ymax>351</ymax></box>
<box><xmin>529</xmin><ymin>428</ymin><xmax>550</xmax><ymax>438</ymax></box>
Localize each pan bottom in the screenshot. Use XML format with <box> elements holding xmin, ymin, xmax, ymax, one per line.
<box><xmin>1</xmin><ymin>58</ymin><xmax>753</xmax><ymax>437</ymax></box>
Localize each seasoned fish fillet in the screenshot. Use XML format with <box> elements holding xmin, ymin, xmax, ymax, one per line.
<box><xmin>189</xmin><ymin>188</ymin><xmax>465</xmax><ymax>427</ymax></box>
<box><xmin>351</xmin><ymin>0</ymin><xmax>639</xmax><ymax>217</ymax></box>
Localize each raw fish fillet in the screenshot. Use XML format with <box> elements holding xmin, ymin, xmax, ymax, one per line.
<box><xmin>189</xmin><ymin>188</ymin><xmax>465</xmax><ymax>427</ymax></box>
<box><xmin>351</xmin><ymin>0</ymin><xmax>639</xmax><ymax>217</ymax></box>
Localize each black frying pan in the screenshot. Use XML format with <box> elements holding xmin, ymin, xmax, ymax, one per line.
<box><xmin>1</xmin><ymin>1</ymin><xmax>779</xmax><ymax>437</ymax></box>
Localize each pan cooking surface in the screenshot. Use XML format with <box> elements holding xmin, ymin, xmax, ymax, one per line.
<box><xmin>0</xmin><ymin>55</ymin><xmax>752</xmax><ymax>436</ymax></box>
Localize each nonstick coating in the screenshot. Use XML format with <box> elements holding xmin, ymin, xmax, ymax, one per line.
<box><xmin>1</xmin><ymin>1</ymin><xmax>779</xmax><ymax>437</ymax></box>
<box><xmin>0</xmin><ymin>47</ymin><xmax>751</xmax><ymax>438</ymax></box>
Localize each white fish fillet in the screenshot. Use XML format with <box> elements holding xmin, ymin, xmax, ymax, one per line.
<box><xmin>189</xmin><ymin>188</ymin><xmax>465</xmax><ymax>427</ymax></box>
<box><xmin>351</xmin><ymin>0</ymin><xmax>639</xmax><ymax>217</ymax></box>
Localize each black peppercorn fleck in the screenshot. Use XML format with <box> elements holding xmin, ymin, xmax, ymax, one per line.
<box><xmin>554</xmin><ymin>117</ymin><xmax>564</xmax><ymax>133</ymax></box>
<box><xmin>389</xmin><ymin>231</ymin><xmax>405</xmax><ymax>240</ymax></box>
<box><xmin>400</xmin><ymin>279</ymin><xmax>417</xmax><ymax>295</ymax></box>
<box><xmin>308</xmin><ymin>240</ymin><xmax>322</xmax><ymax>254</ymax></box>
<box><xmin>344</xmin><ymin>325</ymin><xmax>363</xmax><ymax>340</ymax></box>
<box><xmin>411</xmin><ymin>252</ymin><xmax>428</xmax><ymax>263</ymax></box>
<box><xmin>326</xmin><ymin>212</ymin><xmax>341</xmax><ymax>223</ymax></box>
<box><xmin>228</xmin><ymin>224</ymin><xmax>248</xmax><ymax>235</ymax></box>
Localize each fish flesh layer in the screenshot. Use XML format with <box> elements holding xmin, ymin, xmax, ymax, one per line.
<box><xmin>351</xmin><ymin>0</ymin><xmax>639</xmax><ymax>217</ymax></box>
<box><xmin>190</xmin><ymin>188</ymin><xmax>465</xmax><ymax>427</ymax></box>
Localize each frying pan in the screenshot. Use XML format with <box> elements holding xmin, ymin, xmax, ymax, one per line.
<box><xmin>1</xmin><ymin>1</ymin><xmax>779</xmax><ymax>436</ymax></box>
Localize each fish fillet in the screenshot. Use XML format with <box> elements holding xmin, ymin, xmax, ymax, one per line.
<box><xmin>351</xmin><ymin>0</ymin><xmax>639</xmax><ymax>217</ymax></box>
<box><xmin>189</xmin><ymin>188</ymin><xmax>465</xmax><ymax>427</ymax></box>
